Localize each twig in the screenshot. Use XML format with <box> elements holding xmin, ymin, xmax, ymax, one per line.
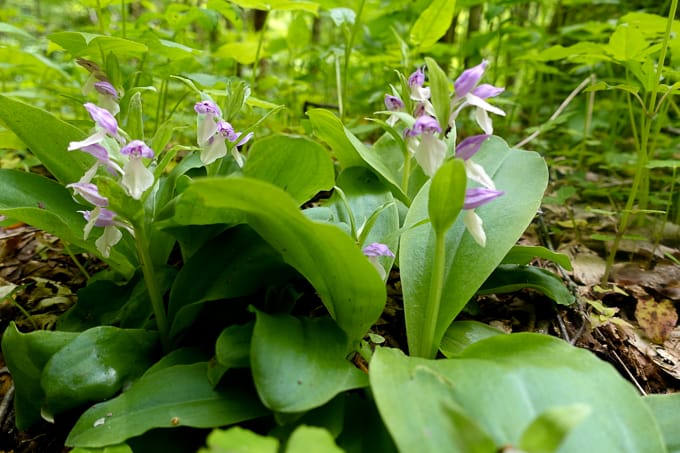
<box><xmin>515</xmin><ymin>75</ymin><xmax>594</xmax><ymax>149</ymax></box>
<box><xmin>0</xmin><ymin>367</ymin><xmax>14</xmax><ymax>429</ymax></box>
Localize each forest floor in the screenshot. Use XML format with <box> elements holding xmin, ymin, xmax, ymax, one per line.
<box><xmin>0</xmin><ymin>176</ymin><xmax>679</xmax><ymax>452</ymax></box>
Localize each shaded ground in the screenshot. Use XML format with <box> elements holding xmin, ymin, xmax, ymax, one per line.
<box><xmin>0</xmin><ymin>195</ymin><xmax>679</xmax><ymax>451</ymax></box>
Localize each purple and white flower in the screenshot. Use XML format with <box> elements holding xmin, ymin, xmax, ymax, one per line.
<box><xmin>406</xmin><ymin>115</ymin><xmax>447</xmax><ymax>177</ymax></box>
<box><xmin>450</xmin><ymin>60</ymin><xmax>505</xmax><ymax>134</ymax></box>
<box><xmin>362</xmin><ymin>242</ymin><xmax>395</xmax><ymax>280</ymax></box>
<box><xmin>68</xmin><ymin>103</ymin><xmax>120</xmax><ymax>151</ymax></box>
<box><xmin>120</xmin><ymin>140</ymin><xmax>155</xmax><ymax>200</ymax></box>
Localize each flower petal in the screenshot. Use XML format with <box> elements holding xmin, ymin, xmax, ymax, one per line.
<box><xmin>122</xmin><ymin>157</ymin><xmax>155</xmax><ymax>199</ymax></box>
<box><xmin>463</xmin><ymin>210</ymin><xmax>486</xmax><ymax>247</ymax></box>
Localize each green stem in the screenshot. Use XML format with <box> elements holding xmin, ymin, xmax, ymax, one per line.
<box><xmin>602</xmin><ymin>0</ymin><xmax>677</xmax><ymax>284</ymax></box>
<box><xmin>251</xmin><ymin>10</ymin><xmax>269</xmax><ymax>90</ymax></box>
<box><xmin>63</xmin><ymin>242</ymin><xmax>91</xmax><ymax>280</ymax></box>
<box><xmin>401</xmin><ymin>150</ymin><xmax>412</xmax><ymax>195</ymax></box>
<box><xmin>341</xmin><ymin>0</ymin><xmax>366</xmax><ymax>120</ymax></box>
<box><xmin>135</xmin><ymin>225</ymin><xmax>170</xmax><ymax>351</ymax></box>
<box><xmin>416</xmin><ymin>229</ymin><xmax>446</xmax><ymax>358</ymax></box>
<box><xmin>120</xmin><ymin>0</ymin><xmax>126</xmax><ymax>39</ymax></box>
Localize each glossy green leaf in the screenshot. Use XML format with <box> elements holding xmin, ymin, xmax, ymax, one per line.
<box><xmin>478</xmin><ymin>265</ymin><xmax>575</xmax><ymax>306</ymax></box>
<box><xmin>199</xmin><ymin>427</ymin><xmax>279</xmax><ymax>453</ymax></box>
<box><xmin>424</xmin><ymin>57</ymin><xmax>452</xmax><ymax>130</ymax></box>
<box><xmin>70</xmin><ymin>445</ymin><xmax>133</xmax><ymax>453</ymax></box>
<box><xmin>518</xmin><ymin>405</ymin><xmax>591</xmax><ymax>453</ymax></box>
<box><xmin>48</xmin><ymin>32</ymin><xmax>148</xmax><ymax>57</ymax></box>
<box><xmin>0</xmin><ymin>169</ymin><xmax>136</xmax><ymax>277</ymax></box>
<box><xmin>308</xmin><ymin>109</ymin><xmax>408</xmax><ymax>204</ymax></box>
<box><xmin>251</xmin><ymin>311</ymin><xmax>368</xmax><ymax>413</ymax></box>
<box><xmin>410</xmin><ymin>0</ymin><xmax>456</xmax><ymax>50</ymax></box>
<box><xmin>439</xmin><ymin>320</ymin><xmax>505</xmax><ymax>357</ymax></box>
<box><xmin>244</xmin><ymin>135</ymin><xmax>335</xmax><ymax>205</ymax></box>
<box><xmin>168</xmin><ymin>226</ymin><xmax>292</xmax><ymax>339</ymax></box>
<box><xmin>41</xmin><ymin>327</ymin><xmax>159</xmax><ymax>418</ymax></box>
<box><xmin>0</xmin><ymin>95</ymin><xmax>94</xmax><ymax>184</ymax></box>
<box><xmin>329</xmin><ymin>167</ymin><xmax>399</xmax><ymax>269</ymax></box>
<box><xmin>370</xmin><ymin>351</ymin><xmax>495</xmax><ymax>453</ymax></box>
<box><xmin>215</xmin><ymin>322</ymin><xmax>253</xmax><ymax>370</ymax></box>
<box><xmin>400</xmin><ymin>137</ymin><xmax>548</xmax><ymax>355</ymax></box>
<box><xmin>428</xmin><ymin>159</ymin><xmax>466</xmax><ymax>235</ymax></box>
<box><xmin>372</xmin><ymin>334</ymin><xmax>666</xmax><ymax>452</ymax></box>
<box><xmin>66</xmin><ymin>363</ymin><xmax>268</xmax><ymax>448</ymax></box>
<box><xmin>286</xmin><ymin>426</ymin><xmax>343</xmax><ymax>453</ymax></box>
<box><xmin>308</xmin><ymin>108</ymin><xmax>364</xmax><ymax>168</ymax></box>
<box><xmin>1</xmin><ymin>323</ymin><xmax>79</xmax><ymax>429</ymax></box>
<box><xmin>169</xmin><ymin>177</ymin><xmax>386</xmax><ymax>342</ymax></box>
<box><xmin>644</xmin><ymin>393</ymin><xmax>680</xmax><ymax>453</ymax></box>
<box><xmin>502</xmin><ymin>245</ymin><xmax>572</xmax><ymax>270</ymax></box>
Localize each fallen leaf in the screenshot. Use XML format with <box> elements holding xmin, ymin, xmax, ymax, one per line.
<box><xmin>635</xmin><ymin>298</ymin><xmax>678</xmax><ymax>344</ymax></box>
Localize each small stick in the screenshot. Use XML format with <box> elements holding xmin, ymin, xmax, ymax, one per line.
<box><xmin>515</xmin><ymin>75</ymin><xmax>594</xmax><ymax>149</ymax></box>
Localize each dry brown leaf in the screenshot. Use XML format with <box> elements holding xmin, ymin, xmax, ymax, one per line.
<box><xmin>635</xmin><ymin>298</ymin><xmax>678</xmax><ymax>344</ymax></box>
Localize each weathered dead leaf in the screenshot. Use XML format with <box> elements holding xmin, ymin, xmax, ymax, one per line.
<box><xmin>635</xmin><ymin>298</ymin><xmax>678</xmax><ymax>344</ymax></box>
<box><xmin>612</xmin><ymin>262</ymin><xmax>680</xmax><ymax>301</ymax></box>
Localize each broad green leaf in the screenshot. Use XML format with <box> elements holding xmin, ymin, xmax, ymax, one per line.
<box><xmin>644</xmin><ymin>393</ymin><xmax>680</xmax><ymax>453</ymax></box>
<box><xmin>244</xmin><ymin>135</ymin><xmax>335</xmax><ymax>205</ymax></box>
<box><xmin>605</xmin><ymin>25</ymin><xmax>657</xmax><ymax>62</ymax></box>
<box><xmin>70</xmin><ymin>445</ymin><xmax>132</xmax><ymax>453</ymax></box>
<box><xmin>168</xmin><ymin>177</ymin><xmax>386</xmax><ymax>342</ymax></box>
<box><xmin>0</xmin><ymin>22</ymin><xmax>38</xmax><ymax>41</ymax></box>
<box><xmin>308</xmin><ymin>108</ymin><xmax>364</xmax><ymax>168</ymax></box>
<box><xmin>0</xmin><ymin>169</ymin><xmax>136</xmax><ymax>277</ymax></box>
<box><xmin>370</xmin><ymin>351</ymin><xmax>495</xmax><ymax>453</ymax></box>
<box><xmin>215</xmin><ymin>323</ymin><xmax>253</xmax><ymax>370</ymax></box>
<box><xmin>502</xmin><ymin>245</ymin><xmax>572</xmax><ymax>270</ymax></box>
<box><xmin>168</xmin><ymin>226</ymin><xmax>292</xmax><ymax>339</ymax></box>
<box><xmin>439</xmin><ymin>320</ymin><xmax>505</xmax><ymax>357</ymax></box>
<box><xmin>372</xmin><ymin>334</ymin><xmax>666</xmax><ymax>452</ymax></box>
<box><xmin>478</xmin><ymin>265</ymin><xmax>576</xmax><ymax>306</ymax></box>
<box><xmin>57</xmin><ymin>273</ymin><xmax>152</xmax><ymax>331</ymax></box>
<box><xmin>41</xmin><ymin>327</ymin><xmax>158</xmax><ymax>418</ymax></box>
<box><xmin>428</xmin><ymin>159</ymin><xmax>466</xmax><ymax>235</ymax></box>
<box><xmin>400</xmin><ymin>137</ymin><xmax>548</xmax><ymax>355</ymax></box>
<box><xmin>0</xmin><ymin>95</ymin><xmax>94</xmax><ymax>184</ymax></box>
<box><xmin>328</xmin><ymin>167</ymin><xmax>399</xmax><ymax>270</ymax></box>
<box><xmin>199</xmin><ymin>427</ymin><xmax>279</xmax><ymax>453</ymax></box>
<box><xmin>308</xmin><ymin>109</ymin><xmax>408</xmax><ymax>204</ymax></box>
<box><xmin>215</xmin><ymin>40</ymin><xmax>261</xmax><ymax>65</ymax></box>
<box><xmin>424</xmin><ymin>57</ymin><xmax>452</xmax><ymax>130</ymax></box>
<box><xmin>286</xmin><ymin>426</ymin><xmax>343</xmax><ymax>453</ymax></box>
<box><xmin>1</xmin><ymin>323</ymin><xmax>79</xmax><ymax>429</ymax></box>
<box><xmin>48</xmin><ymin>32</ymin><xmax>148</xmax><ymax>57</ymax></box>
<box><xmin>410</xmin><ymin>0</ymin><xmax>456</xmax><ymax>50</ymax></box>
<box><xmin>66</xmin><ymin>363</ymin><xmax>268</xmax><ymax>448</ymax></box>
<box><xmin>518</xmin><ymin>405</ymin><xmax>591</xmax><ymax>453</ymax></box>
<box><xmin>251</xmin><ymin>311</ymin><xmax>368</xmax><ymax>413</ymax></box>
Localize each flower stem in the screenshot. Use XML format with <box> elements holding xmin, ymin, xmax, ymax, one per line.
<box><xmin>135</xmin><ymin>225</ymin><xmax>170</xmax><ymax>351</ymax></box>
<box><xmin>416</xmin><ymin>229</ymin><xmax>446</xmax><ymax>358</ymax></box>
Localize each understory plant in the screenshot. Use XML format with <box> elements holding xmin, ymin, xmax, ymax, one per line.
<box><xmin>0</xmin><ymin>52</ymin><xmax>674</xmax><ymax>453</ymax></box>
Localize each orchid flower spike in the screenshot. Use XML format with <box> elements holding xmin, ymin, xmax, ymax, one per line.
<box><xmin>462</xmin><ymin>187</ymin><xmax>504</xmax><ymax>247</ymax></box>
<box><xmin>194</xmin><ymin>100</ymin><xmax>222</xmax><ymax>147</ymax></box>
<box><xmin>78</xmin><ymin>207</ymin><xmax>123</xmax><ymax>258</ymax></box>
<box><xmin>120</xmin><ymin>140</ymin><xmax>155</xmax><ymax>200</ymax></box>
<box><xmin>94</xmin><ymin>81</ymin><xmax>120</xmax><ymax>116</ymax></box>
<box><xmin>406</xmin><ymin>115</ymin><xmax>447</xmax><ymax>177</ymax></box>
<box><xmin>450</xmin><ymin>60</ymin><xmax>505</xmax><ymax>134</ymax></box>
<box><xmin>362</xmin><ymin>242</ymin><xmax>395</xmax><ymax>280</ymax></box>
<box><xmin>200</xmin><ymin>120</ymin><xmax>252</xmax><ymax>167</ymax></box>
<box><xmin>68</xmin><ymin>103</ymin><xmax>120</xmax><ymax>151</ymax></box>
<box><xmin>455</xmin><ymin>134</ymin><xmax>495</xmax><ymax>189</ymax></box>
